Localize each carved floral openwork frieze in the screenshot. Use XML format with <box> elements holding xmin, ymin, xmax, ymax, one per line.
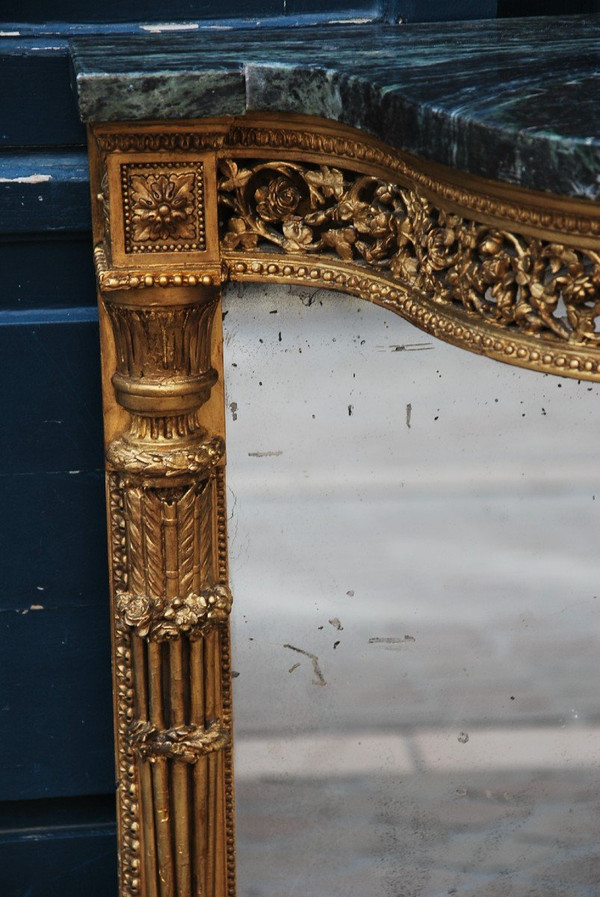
<box><xmin>219</xmin><ymin>158</ymin><xmax>600</xmax><ymax>348</ymax></box>
<box><xmin>92</xmin><ymin>120</ymin><xmax>600</xmax><ymax>379</ymax></box>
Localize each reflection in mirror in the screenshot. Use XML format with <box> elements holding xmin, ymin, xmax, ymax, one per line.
<box><xmin>223</xmin><ymin>283</ymin><xmax>599</xmax><ymax>897</ymax></box>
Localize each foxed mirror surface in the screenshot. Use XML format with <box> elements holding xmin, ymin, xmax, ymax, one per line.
<box><xmin>223</xmin><ymin>283</ymin><xmax>599</xmax><ymax>897</ymax></box>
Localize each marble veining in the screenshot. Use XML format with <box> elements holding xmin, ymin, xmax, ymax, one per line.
<box><xmin>71</xmin><ymin>16</ymin><xmax>600</xmax><ymax>199</ymax></box>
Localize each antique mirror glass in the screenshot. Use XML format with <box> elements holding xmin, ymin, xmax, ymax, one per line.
<box><xmin>225</xmin><ymin>283</ymin><xmax>599</xmax><ymax>897</ymax></box>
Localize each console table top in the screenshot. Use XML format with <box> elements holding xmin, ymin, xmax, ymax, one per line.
<box><xmin>72</xmin><ymin>15</ymin><xmax>600</xmax><ymax>201</ymax></box>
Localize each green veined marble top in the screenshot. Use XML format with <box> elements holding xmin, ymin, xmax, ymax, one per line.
<box><xmin>71</xmin><ymin>15</ymin><xmax>600</xmax><ymax>200</ymax></box>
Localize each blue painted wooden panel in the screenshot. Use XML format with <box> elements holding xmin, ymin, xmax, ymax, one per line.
<box><xmin>287</xmin><ymin>0</ymin><xmax>379</xmax><ymax>13</ymax></box>
<box><xmin>498</xmin><ymin>0</ymin><xmax>600</xmax><ymax>13</ymax></box>
<box><xmin>0</xmin><ymin>463</ymin><xmax>115</xmax><ymax>801</ymax></box>
<box><xmin>0</xmin><ymin>238</ymin><xmax>95</xmax><ymax>309</ymax></box>
<box><xmin>0</xmin><ymin>45</ymin><xmax>86</xmax><ymax>149</ymax></box>
<box><xmin>0</xmin><ymin>310</ymin><xmax>103</xmax><ymax>473</ymax></box>
<box><xmin>0</xmin><ymin>152</ymin><xmax>90</xmax><ymax>235</ymax></box>
<box><xmin>0</xmin><ymin>571</ymin><xmax>115</xmax><ymax>800</ymax></box>
<box><xmin>0</xmin><ymin>313</ymin><xmax>114</xmax><ymax>801</ymax></box>
<box><xmin>0</xmin><ymin>796</ymin><xmax>117</xmax><ymax>896</ymax></box>
<box><xmin>391</xmin><ymin>0</ymin><xmax>497</xmax><ymax>21</ymax></box>
<box><xmin>5</xmin><ymin>1</ymin><xmax>284</xmax><ymax>23</ymax></box>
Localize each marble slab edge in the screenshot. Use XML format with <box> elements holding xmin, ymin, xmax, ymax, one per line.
<box><xmin>70</xmin><ymin>19</ymin><xmax>600</xmax><ymax>200</ymax></box>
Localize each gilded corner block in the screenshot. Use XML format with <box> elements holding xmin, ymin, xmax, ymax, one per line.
<box><xmin>105</xmin><ymin>151</ymin><xmax>219</xmax><ymax>268</ymax></box>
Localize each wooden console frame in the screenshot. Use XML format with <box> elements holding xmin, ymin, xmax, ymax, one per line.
<box><xmin>87</xmin><ymin>112</ymin><xmax>600</xmax><ymax>897</ymax></box>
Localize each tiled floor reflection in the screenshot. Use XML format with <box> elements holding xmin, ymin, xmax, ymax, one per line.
<box><xmin>236</xmin><ymin>768</ymin><xmax>598</xmax><ymax>896</ymax></box>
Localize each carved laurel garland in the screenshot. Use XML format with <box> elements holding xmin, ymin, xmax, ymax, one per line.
<box><xmin>127</xmin><ymin>719</ymin><xmax>230</xmax><ymax>763</ymax></box>
<box><xmin>107</xmin><ymin>434</ymin><xmax>224</xmax><ymax>477</ymax></box>
<box><xmin>218</xmin><ymin>158</ymin><xmax>600</xmax><ymax>347</ymax></box>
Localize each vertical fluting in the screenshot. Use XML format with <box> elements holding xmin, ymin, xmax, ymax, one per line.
<box><xmin>191</xmin><ymin>637</ymin><xmax>208</xmax><ymax>897</ymax></box>
<box><xmin>166</xmin><ymin>500</ymin><xmax>192</xmax><ymax>897</ymax></box>
<box><xmin>204</xmin><ymin>628</ymin><xmax>217</xmax><ymax>897</ymax></box>
<box><xmin>102</xmin><ymin>284</ymin><xmax>233</xmax><ymax>897</ymax></box>
<box><xmin>148</xmin><ymin>640</ymin><xmax>175</xmax><ymax>897</ymax></box>
<box><xmin>211</xmin><ymin>630</ymin><xmax>225</xmax><ymax>897</ymax></box>
<box><xmin>170</xmin><ymin>639</ymin><xmax>192</xmax><ymax>897</ymax></box>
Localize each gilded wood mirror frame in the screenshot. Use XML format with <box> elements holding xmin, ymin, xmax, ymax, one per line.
<box><xmin>85</xmin><ymin>111</ymin><xmax>600</xmax><ymax>897</ymax></box>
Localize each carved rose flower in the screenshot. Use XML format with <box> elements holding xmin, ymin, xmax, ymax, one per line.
<box><xmin>322</xmin><ymin>227</ymin><xmax>357</xmax><ymax>262</ymax></box>
<box><xmin>374</xmin><ymin>182</ymin><xmax>396</xmax><ymax>206</ymax></box>
<box><xmin>564</xmin><ymin>269</ymin><xmax>600</xmax><ymax>304</ymax></box>
<box><xmin>130</xmin><ymin>173</ymin><xmax>195</xmax><ymax>242</ymax></box>
<box><xmin>478</xmin><ymin>230</ymin><xmax>505</xmax><ymax>257</ymax></box>
<box><xmin>352</xmin><ymin>204</ymin><xmax>395</xmax><ymax>239</ymax></box>
<box><xmin>155</xmin><ymin>588</ymin><xmax>232</xmax><ymax>639</ymax></box>
<box><xmin>117</xmin><ymin>592</ymin><xmax>154</xmax><ymax>638</ymax></box>
<box><xmin>425</xmin><ymin>226</ymin><xmax>460</xmax><ymax>271</ymax></box>
<box><xmin>255</xmin><ymin>176</ymin><xmax>302</xmax><ymax>221</ymax></box>
<box><xmin>205</xmin><ymin>585</ymin><xmax>233</xmax><ymax>624</ymax></box>
<box><xmin>282</xmin><ymin>219</ymin><xmax>314</xmax><ymax>253</ymax></box>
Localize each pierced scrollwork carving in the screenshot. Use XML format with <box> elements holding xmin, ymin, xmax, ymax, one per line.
<box><xmin>225</xmin><ymin>124</ymin><xmax>600</xmax><ymax>241</ymax></box>
<box><xmin>219</xmin><ymin>158</ymin><xmax>600</xmax><ymax>346</ymax></box>
<box><xmin>127</xmin><ymin>719</ymin><xmax>230</xmax><ymax>763</ymax></box>
<box><xmin>116</xmin><ymin>585</ymin><xmax>233</xmax><ymax>641</ymax></box>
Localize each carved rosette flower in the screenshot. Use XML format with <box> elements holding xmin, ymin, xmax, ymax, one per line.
<box><xmin>423</xmin><ymin>215</ymin><xmax>462</xmax><ymax>272</ymax></box>
<box><xmin>130</xmin><ymin>173</ymin><xmax>195</xmax><ymax>242</ymax></box>
<box><xmin>255</xmin><ymin>176</ymin><xmax>302</xmax><ymax>221</ymax></box>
